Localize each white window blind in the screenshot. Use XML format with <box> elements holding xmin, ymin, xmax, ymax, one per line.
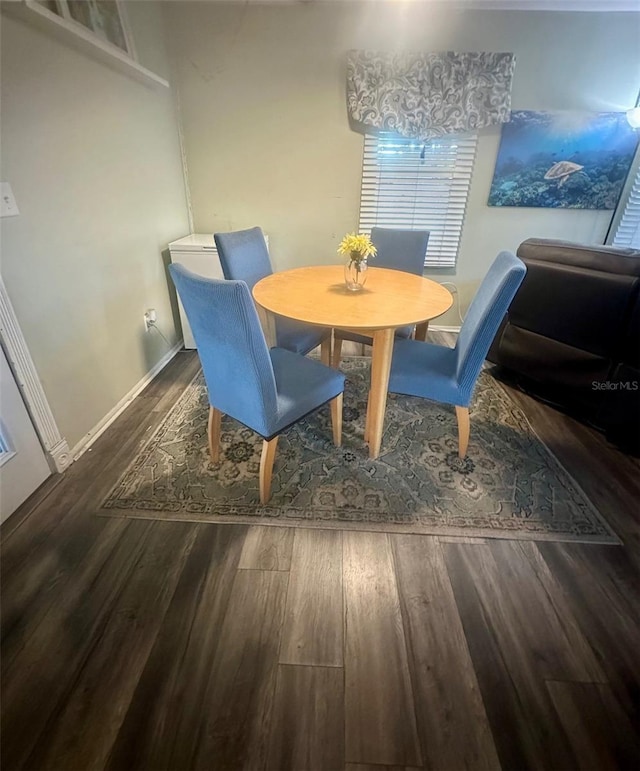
<box><xmin>612</xmin><ymin>164</ymin><xmax>640</xmax><ymax>248</ymax></box>
<box><xmin>357</xmin><ymin>131</ymin><xmax>477</xmax><ymax>268</ymax></box>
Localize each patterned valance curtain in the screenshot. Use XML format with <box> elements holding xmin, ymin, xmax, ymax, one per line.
<box><xmin>347</xmin><ymin>50</ymin><xmax>516</xmax><ymax>141</ymax></box>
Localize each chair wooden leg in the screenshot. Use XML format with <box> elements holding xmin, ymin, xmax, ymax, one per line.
<box><xmin>330</xmin><ymin>392</ymin><xmax>343</xmax><ymax>446</ymax></box>
<box><xmin>259</xmin><ymin>435</ymin><xmax>279</xmax><ymax>504</ymax></box>
<box><xmin>331</xmin><ymin>335</ymin><xmax>344</xmax><ymax>369</ymax></box>
<box><xmin>208</xmin><ymin>406</ymin><xmax>222</xmax><ymax>463</ymax></box>
<box><xmin>455</xmin><ymin>405</ymin><xmax>470</xmax><ymax>458</ymax></box>
<box><xmin>320</xmin><ymin>333</ymin><xmax>332</xmax><ymax>366</ymax></box>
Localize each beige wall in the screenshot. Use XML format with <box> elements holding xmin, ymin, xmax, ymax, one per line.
<box><xmin>0</xmin><ymin>1</ymin><xmax>190</xmax><ymax>451</ymax></box>
<box><xmin>165</xmin><ymin>2</ymin><xmax>640</xmax><ymax>323</ymax></box>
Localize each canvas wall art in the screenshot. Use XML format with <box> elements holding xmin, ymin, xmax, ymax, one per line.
<box><xmin>488</xmin><ymin>110</ymin><xmax>639</xmax><ymax>209</ymax></box>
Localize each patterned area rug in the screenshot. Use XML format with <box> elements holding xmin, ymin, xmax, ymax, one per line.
<box><xmin>100</xmin><ymin>358</ymin><xmax>619</xmax><ymax>543</ymax></box>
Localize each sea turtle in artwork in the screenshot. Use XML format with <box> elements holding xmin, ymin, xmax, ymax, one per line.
<box><xmin>544</xmin><ymin>160</ymin><xmax>584</xmax><ymax>187</ymax></box>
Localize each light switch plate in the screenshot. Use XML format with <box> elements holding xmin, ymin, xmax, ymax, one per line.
<box><xmin>1</xmin><ymin>183</ymin><xmax>20</xmax><ymax>217</ymax></box>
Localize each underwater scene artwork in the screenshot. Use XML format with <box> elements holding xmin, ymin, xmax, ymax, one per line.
<box><xmin>488</xmin><ymin>111</ymin><xmax>639</xmax><ymax>209</ymax></box>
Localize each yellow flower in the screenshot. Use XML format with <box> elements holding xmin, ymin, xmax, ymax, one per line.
<box><xmin>337</xmin><ymin>232</ymin><xmax>377</xmax><ymax>262</ymax></box>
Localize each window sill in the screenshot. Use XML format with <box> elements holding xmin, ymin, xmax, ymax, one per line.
<box><xmin>3</xmin><ymin>0</ymin><xmax>169</xmax><ymax>90</ymax></box>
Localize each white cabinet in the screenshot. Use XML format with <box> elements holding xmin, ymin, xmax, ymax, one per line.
<box><xmin>168</xmin><ymin>232</ymin><xmax>269</xmax><ymax>349</ymax></box>
<box><xmin>168</xmin><ymin>234</ymin><xmax>223</xmax><ymax>349</ymax></box>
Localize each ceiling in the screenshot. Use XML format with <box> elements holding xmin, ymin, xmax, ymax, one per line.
<box><xmin>164</xmin><ymin>0</ymin><xmax>640</xmax><ymax>11</ymax></box>
<box><xmin>441</xmin><ymin>0</ymin><xmax>639</xmax><ymax>8</ymax></box>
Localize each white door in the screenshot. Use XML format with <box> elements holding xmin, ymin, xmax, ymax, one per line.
<box><xmin>0</xmin><ymin>345</ymin><xmax>50</xmax><ymax>523</ymax></box>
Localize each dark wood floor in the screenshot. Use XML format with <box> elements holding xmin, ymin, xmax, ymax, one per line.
<box><xmin>2</xmin><ymin>344</ymin><xmax>640</xmax><ymax>771</ymax></box>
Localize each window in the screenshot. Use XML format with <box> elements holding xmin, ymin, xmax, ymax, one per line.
<box><xmin>357</xmin><ymin>131</ymin><xmax>478</xmax><ymax>269</ymax></box>
<box><xmin>611</xmin><ymin>164</ymin><xmax>640</xmax><ymax>248</ymax></box>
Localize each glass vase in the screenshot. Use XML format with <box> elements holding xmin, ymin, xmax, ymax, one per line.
<box><xmin>344</xmin><ymin>253</ymin><xmax>368</xmax><ymax>291</ymax></box>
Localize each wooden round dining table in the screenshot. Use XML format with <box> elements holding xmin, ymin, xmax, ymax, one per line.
<box><xmin>253</xmin><ymin>265</ymin><xmax>453</xmax><ymax>459</ymax></box>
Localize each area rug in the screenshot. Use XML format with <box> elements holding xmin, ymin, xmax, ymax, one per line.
<box><xmin>100</xmin><ymin>358</ymin><xmax>619</xmax><ymax>544</ymax></box>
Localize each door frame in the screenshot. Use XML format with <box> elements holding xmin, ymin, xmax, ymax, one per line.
<box><xmin>0</xmin><ymin>276</ymin><xmax>71</xmax><ymax>473</ymax></box>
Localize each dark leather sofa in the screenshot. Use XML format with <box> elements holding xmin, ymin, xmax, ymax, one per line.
<box><xmin>487</xmin><ymin>238</ymin><xmax>640</xmax><ymax>454</ymax></box>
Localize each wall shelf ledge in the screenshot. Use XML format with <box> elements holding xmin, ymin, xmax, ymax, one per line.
<box><xmin>2</xmin><ymin>0</ymin><xmax>170</xmax><ymax>90</ymax></box>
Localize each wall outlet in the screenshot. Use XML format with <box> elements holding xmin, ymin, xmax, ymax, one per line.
<box><xmin>1</xmin><ymin>183</ymin><xmax>20</xmax><ymax>217</ymax></box>
<box><xmin>144</xmin><ymin>309</ymin><xmax>157</xmax><ymax>331</ymax></box>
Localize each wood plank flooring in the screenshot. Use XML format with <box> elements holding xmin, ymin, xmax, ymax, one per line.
<box><xmin>2</xmin><ymin>346</ymin><xmax>640</xmax><ymax>770</ymax></box>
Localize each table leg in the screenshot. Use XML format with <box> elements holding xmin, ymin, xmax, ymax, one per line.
<box><xmin>414</xmin><ymin>321</ymin><xmax>429</xmax><ymax>342</ymax></box>
<box><xmin>364</xmin><ymin>390</ymin><xmax>371</xmax><ymax>443</ymax></box>
<box><xmin>367</xmin><ymin>327</ymin><xmax>394</xmax><ymax>459</ymax></box>
<box><xmin>256</xmin><ymin>304</ymin><xmax>277</xmax><ymax>348</ymax></box>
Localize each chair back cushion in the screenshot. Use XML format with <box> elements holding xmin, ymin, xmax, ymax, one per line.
<box><xmin>370</xmin><ymin>227</ymin><xmax>430</xmax><ymax>275</ymax></box>
<box><xmin>214</xmin><ymin>227</ymin><xmax>272</xmax><ymax>290</ymax></box>
<box><xmin>456</xmin><ymin>251</ymin><xmax>526</xmax><ymax>401</ymax></box>
<box><xmin>169</xmin><ymin>264</ymin><xmax>277</xmax><ymax>436</ymax></box>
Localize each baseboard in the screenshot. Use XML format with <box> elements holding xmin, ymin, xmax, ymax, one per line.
<box><xmin>70</xmin><ymin>341</ymin><xmax>183</xmax><ymax>461</ymax></box>
<box><xmin>70</xmin><ymin>326</ymin><xmax>458</xmax><ymax>462</ymax></box>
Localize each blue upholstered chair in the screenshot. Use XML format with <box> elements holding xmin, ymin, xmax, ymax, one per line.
<box><xmin>332</xmin><ymin>228</ymin><xmax>430</xmax><ymax>367</ymax></box>
<box><xmin>388</xmin><ymin>251</ymin><xmax>526</xmax><ymax>458</ymax></box>
<box><xmin>214</xmin><ymin>227</ymin><xmax>332</xmax><ymax>364</ymax></box>
<box><xmin>168</xmin><ymin>264</ymin><xmax>345</xmax><ymax>503</ymax></box>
